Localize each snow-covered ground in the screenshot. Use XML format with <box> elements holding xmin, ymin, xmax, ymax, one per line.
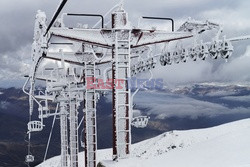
<box><xmin>38</xmin><ymin>119</ymin><xmax>250</xmax><ymax>167</ymax></box>
<box><xmin>0</xmin><ymin>92</ymin><xmax>3</xmax><ymax>95</ymax></box>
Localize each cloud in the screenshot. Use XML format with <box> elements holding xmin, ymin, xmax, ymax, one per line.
<box><xmin>134</xmin><ymin>91</ymin><xmax>250</xmax><ymax>119</ymax></box>
<box><xmin>0</xmin><ymin>0</ymin><xmax>116</xmax><ymax>84</ymax></box>
<box><xmin>0</xmin><ymin>44</ymin><xmax>31</xmax><ymax>78</ymax></box>
<box><xmin>205</xmin><ymin>90</ymin><xmax>237</xmax><ymax>97</ymax></box>
<box><xmin>152</xmin><ymin>59</ymin><xmax>214</xmax><ymax>85</ymax></box>
<box><xmin>215</xmin><ymin>45</ymin><xmax>250</xmax><ymax>82</ymax></box>
<box><xmin>221</xmin><ymin>95</ymin><xmax>250</xmax><ymax>102</ymax></box>
<box><xmin>199</xmin><ymin>1</ymin><xmax>250</xmax><ymax>35</ymax></box>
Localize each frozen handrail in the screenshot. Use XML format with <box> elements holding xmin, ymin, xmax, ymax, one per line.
<box><xmin>92</xmin><ymin>3</ymin><xmax>120</xmax><ymax>28</ymax></box>
<box><xmin>142</xmin><ymin>16</ymin><xmax>175</xmax><ymax>32</ymax></box>
<box><xmin>66</xmin><ymin>13</ymin><xmax>104</xmax><ymax>28</ymax></box>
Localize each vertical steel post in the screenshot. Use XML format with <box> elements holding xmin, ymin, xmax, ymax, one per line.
<box><xmin>112</xmin><ymin>7</ymin><xmax>131</xmax><ymax>160</ymax></box>
<box><xmin>60</xmin><ymin>101</ymin><xmax>69</xmax><ymax>167</ymax></box>
<box><xmin>69</xmin><ymin>96</ymin><xmax>79</xmax><ymax>167</ymax></box>
<box><xmin>84</xmin><ymin>63</ymin><xmax>97</xmax><ymax>167</ymax></box>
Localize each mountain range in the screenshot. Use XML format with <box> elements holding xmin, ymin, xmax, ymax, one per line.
<box><xmin>0</xmin><ymin>83</ymin><xmax>250</xmax><ymax>166</ymax></box>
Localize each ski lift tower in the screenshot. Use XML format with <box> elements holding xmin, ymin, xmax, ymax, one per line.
<box><xmin>24</xmin><ymin>1</ymin><xmax>250</xmax><ymax>167</ymax></box>
<box><xmin>48</xmin><ymin>4</ymin><xmax>192</xmax><ymax>163</ymax></box>
<box><xmin>110</xmin><ymin>5</ymin><xmax>192</xmax><ymax>160</ymax></box>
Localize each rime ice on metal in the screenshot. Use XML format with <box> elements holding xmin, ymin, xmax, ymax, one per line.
<box><xmin>23</xmin><ymin>1</ymin><xmax>250</xmax><ymax>167</ymax></box>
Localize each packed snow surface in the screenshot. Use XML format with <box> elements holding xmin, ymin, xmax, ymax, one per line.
<box><xmin>38</xmin><ymin>119</ymin><xmax>250</xmax><ymax>167</ymax></box>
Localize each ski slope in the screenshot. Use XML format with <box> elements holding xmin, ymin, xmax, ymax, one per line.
<box><xmin>38</xmin><ymin>119</ymin><xmax>250</xmax><ymax>167</ymax></box>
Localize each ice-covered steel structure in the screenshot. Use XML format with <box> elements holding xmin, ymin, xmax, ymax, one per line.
<box><xmin>23</xmin><ymin>1</ymin><xmax>250</xmax><ymax>167</ymax></box>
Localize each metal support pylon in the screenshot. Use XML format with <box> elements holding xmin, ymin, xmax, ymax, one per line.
<box><xmin>60</xmin><ymin>101</ymin><xmax>69</xmax><ymax>167</ymax></box>
<box><xmin>69</xmin><ymin>95</ymin><xmax>79</xmax><ymax>167</ymax></box>
<box><xmin>112</xmin><ymin>27</ymin><xmax>132</xmax><ymax>159</ymax></box>
<box><xmin>84</xmin><ymin>63</ymin><xmax>97</xmax><ymax>167</ymax></box>
<box><xmin>26</xmin><ymin>3</ymin><xmax>247</xmax><ymax>166</ymax></box>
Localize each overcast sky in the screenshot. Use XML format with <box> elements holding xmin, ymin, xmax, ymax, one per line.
<box><xmin>0</xmin><ymin>0</ymin><xmax>250</xmax><ymax>87</ymax></box>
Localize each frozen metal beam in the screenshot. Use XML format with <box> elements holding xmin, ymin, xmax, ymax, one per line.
<box><xmin>50</xmin><ymin>28</ymin><xmax>113</xmax><ymax>48</ymax></box>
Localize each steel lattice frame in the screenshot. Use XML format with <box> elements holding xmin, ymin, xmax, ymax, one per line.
<box><xmin>23</xmin><ymin>2</ymin><xmax>250</xmax><ymax>167</ymax></box>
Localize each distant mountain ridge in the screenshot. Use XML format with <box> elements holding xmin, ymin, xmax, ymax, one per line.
<box><xmin>0</xmin><ymin>83</ymin><xmax>250</xmax><ymax>166</ymax></box>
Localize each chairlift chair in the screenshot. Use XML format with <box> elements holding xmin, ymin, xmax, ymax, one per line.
<box><xmin>160</xmin><ymin>55</ymin><xmax>167</xmax><ymax>66</ymax></box>
<box><xmin>209</xmin><ymin>42</ymin><xmax>221</xmax><ymax>59</ymax></box>
<box><xmin>25</xmin><ymin>154</ymin><xmax>34</xmax><ymax>163</ymax></box>
<box><xmin>180</xmin><ymin>48</ymin><xmax>188</xmax><ymax>63</ymax></box>
<box><xmin>173</xmin><ymin>51</ymin><xmax>180</xmax><ymax>64</ymax></box>
<box><xmin>189</xmin><ymin>47</ymin><xmax>198</xmax><ymax>61</ymax></box>
<box><xmin>131</xmin><ymin>116</ymin><xmax>150</xmax><ymax>128</ymax></box>
<box><xmin>165</xmin><ymin>52</ymin><xmax>173</xmax><ymax>65</ymax></box>
<box><xmin>199</xmin><ymin>44</ymin><xmax>209</xmax><ymax>60</ymax></box>
<box><xmin>221</xmin><ymin>40</ymin><xmax>233</xmax><ymax>59</ymax></box>
<box><xmin>27</xmin><ymin>121</ymin><xmax>43</xmax><ymax>133</ymax></box>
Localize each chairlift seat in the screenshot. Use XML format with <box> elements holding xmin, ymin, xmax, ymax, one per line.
<box><xmin>27</xmin><ymin>121</ymin><xmax>43</xmax><ymax>133</ymax></box>
<box><xmin>131</xmin><ymin>116</ymin><xmax>150</xmax><ymax>128</ymax></box>
<box><xmin>221</xmin><ymin>41</ymin><xmax>233</xmax><ymax>59</ymax></box>
<box><xmin>25</xmin><ymin>154</ymin><xmax>34</xmax><ymax>163</ymax></box>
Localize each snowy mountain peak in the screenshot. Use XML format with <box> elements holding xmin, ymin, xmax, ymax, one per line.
<box><xmin>38</xmin><ymin>119</ymin><xmax>250</xmax><ymax>167</ymax></box>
